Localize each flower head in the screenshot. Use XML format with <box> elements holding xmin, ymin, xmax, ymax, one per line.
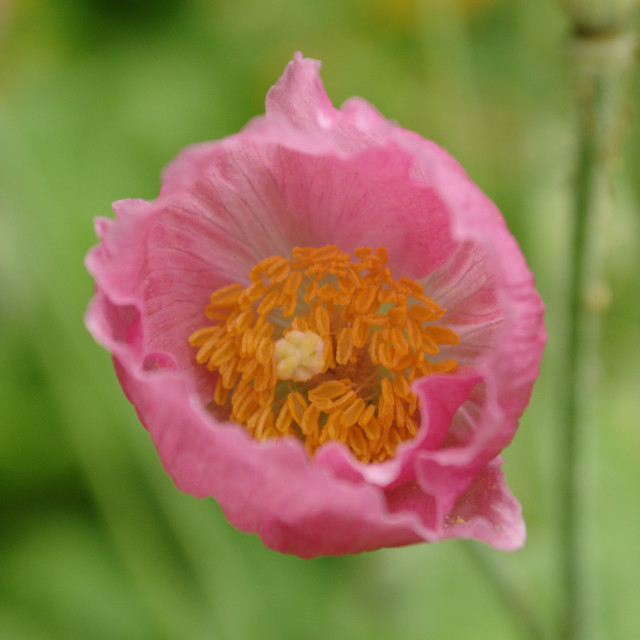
<box><xmin>85</xmin><ymin>53</ymin><xmax>545</xmax><ymax>558</ymax></box>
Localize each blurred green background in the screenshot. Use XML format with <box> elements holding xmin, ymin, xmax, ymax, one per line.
<box><xmin>1</xmin><ymin>0</ymin><xmax>638</xmax><ymax>638</ymax></box>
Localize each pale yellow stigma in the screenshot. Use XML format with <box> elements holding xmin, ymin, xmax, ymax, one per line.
<box><xmin>274</xmin><ymin>330</ymin><xmax>325</xmax><ymax>381</ymax></box>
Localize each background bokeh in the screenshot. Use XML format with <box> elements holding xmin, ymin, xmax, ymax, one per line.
<box><xmin>1</xmin><ymin>0</ymin><xmax>638</xmax><ymax>638</ymax></box>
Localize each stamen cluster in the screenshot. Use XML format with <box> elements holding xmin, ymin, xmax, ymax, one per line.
<box><xmin>189</xmin><ymin>246</ymin><xmax>458</xmax><ymax>463</ymax></box>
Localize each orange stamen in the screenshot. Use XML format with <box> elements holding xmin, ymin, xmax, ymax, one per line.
<box><xmin>188</xmin><ymin>246</ymin><xmax>459</xmax><ymax>463</ymax></box>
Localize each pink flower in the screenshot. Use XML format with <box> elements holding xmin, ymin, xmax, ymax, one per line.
<box><xmin>85</xmin><ymin>53</ymin><xmax>545</xmax><ymax>558</ymax></box>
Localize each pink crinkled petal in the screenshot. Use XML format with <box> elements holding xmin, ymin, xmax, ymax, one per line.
<box><xmin>85</xmin><ymin>53</ymin><xmax>545</xmax><ymax>557</ymax></box>
<box><xmin>265</xmin><ymin>52</ymin><xmax>397</xmax><ymax>152</ymax></box>
<box><xmin>315</xmin><ymin>370</ymin><xmax>482</xmax><ymax>488</ymax></box>
<box><xmin>437</xmin><ymin>457</ymin><xmax>526</xmax><ymax>550</ymax></box>
<box><xmin>265</xmin><ymin>54</ymin><xmax>338</xmax><ymax>133</ymax></box>
<box><xmin>106</xmin><ymin>337</ymin><xmax>426</xmax><ymax>558</ymax></box>
<box><xmin>385</xmin><ymin>457</ymin><xmax>525</xmax><ymax>550</ymax></box>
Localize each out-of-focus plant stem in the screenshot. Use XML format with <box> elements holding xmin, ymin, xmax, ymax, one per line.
<box><xmin>558</xmin><ymin>9</ymin><xmax>636</xmax><ymax>639</ymax></box>
<box><xmin>464</xmin><ymin>543</ymin><xmax>547</xmax><ymax>640</ymax></box>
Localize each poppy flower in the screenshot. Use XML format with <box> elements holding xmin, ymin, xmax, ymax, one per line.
<box><xmin>85</xmin><ymin>53</ymin><xmax>545</xmax><ymax>558</ymax></box>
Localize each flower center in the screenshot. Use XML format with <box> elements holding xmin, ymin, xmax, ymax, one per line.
<box><xmin>189</xmin><ymin>246</ymin><xmax>459</xmax><ymax>463</ymax></box>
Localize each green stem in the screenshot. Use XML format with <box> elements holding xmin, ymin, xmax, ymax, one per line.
<box><xmin>559</xmin><ymin>27</ymin><xmax>635</xmax><ymax>640</ymax></box>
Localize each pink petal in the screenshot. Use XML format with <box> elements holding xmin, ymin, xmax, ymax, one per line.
<box><xmin>111</xmin><ymin>349</ymin><xmax>427</xmax><ymax>557</ymax></box>
<box><xmin>438</xmin><ymin>457</ymin><xmax>526</xmax><ymax>550</ymax></box>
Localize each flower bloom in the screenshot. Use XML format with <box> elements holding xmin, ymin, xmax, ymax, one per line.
<box><xmin>85</xmin><ymin>53</ymin><xmax>545</xmax><ymax>558</ymax></box>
